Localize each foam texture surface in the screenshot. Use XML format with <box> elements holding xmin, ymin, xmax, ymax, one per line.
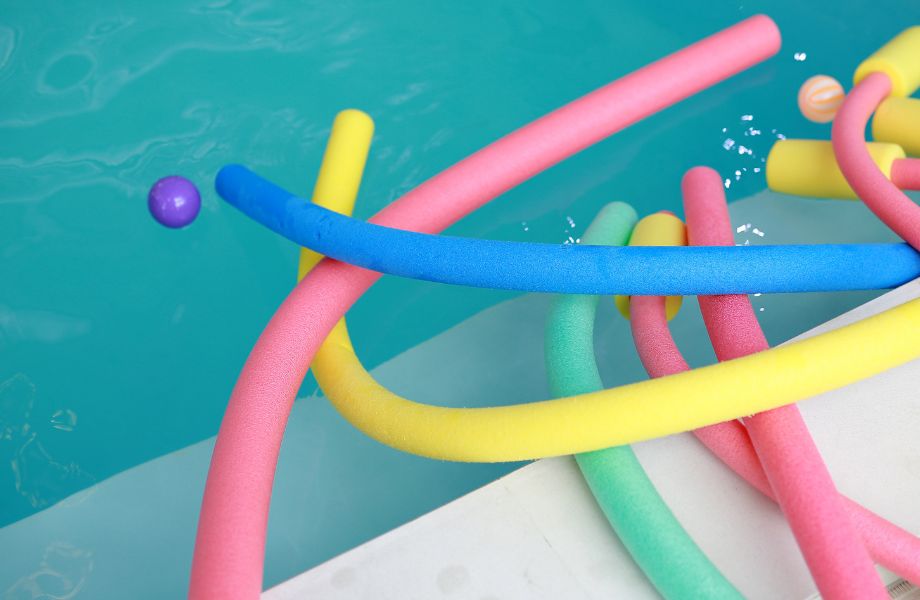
<box><xmin>217</xmin><ymin>164</ymin><xmax>920</xmax><ymax>295</ymax></box>
<box><xmin>833</xmin><ymin>72</ymin><xmax>920</xmax><ymax>251</ymax></box>
<box><xmin>546</xmin><ymin>203</ymin><xmax>742</xmax><ymax>599</ymax></box>
<box><xmin>683</xmin><ymin>167</ymin><xmax>885</xmax><ymax>599</ymax></box>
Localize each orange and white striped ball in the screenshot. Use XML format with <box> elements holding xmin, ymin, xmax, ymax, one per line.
<box><xmin>797</xmin><ymin>75</ymin><xmax>845</xmax><ymax>123</ymax></box>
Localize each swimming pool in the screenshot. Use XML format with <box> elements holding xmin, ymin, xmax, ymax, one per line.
<box><xmin>1</xmin><ymin>1</ymin><xmax>916</xmax><ymax>597</ymax></box>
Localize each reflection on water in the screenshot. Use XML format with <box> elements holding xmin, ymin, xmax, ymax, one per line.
<box><xmin>1</xmin><ymin>374</ymin><xmax>94</xmax><ymax>512</ymax></box>
<box><xmin>3</xmin><ymin>542</ymin><xmax>93</xmax><ymax>600</ymax></box>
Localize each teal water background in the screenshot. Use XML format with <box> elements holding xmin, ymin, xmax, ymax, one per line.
<box><xmin>1</xmin><ymin>0</ymin><xmax>917</xmax><ymax>597</ymax></box>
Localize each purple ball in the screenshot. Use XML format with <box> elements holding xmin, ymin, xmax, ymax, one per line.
<box><xmin>148</xmin><ymin>175</ymin><xmax>201</xmax><ymax>228</ymax></box>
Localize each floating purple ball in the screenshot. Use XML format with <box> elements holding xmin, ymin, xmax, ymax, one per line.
<box><xmin>148</xmin><ymin>175</ymin><xmax>201</xmax><ymax>228</ymax></box>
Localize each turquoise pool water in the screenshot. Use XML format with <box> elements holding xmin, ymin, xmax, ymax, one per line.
<box><xmin>1</xmin><ymin>0</ymin><xmax>916</xmax><ymax>597</ymax></box>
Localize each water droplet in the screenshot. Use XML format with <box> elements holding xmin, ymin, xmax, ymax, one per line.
<box><xmin>794</xmin><ymin>52</ymin><xmax>807</xmax><ymax>61</ymax></box>
<box><xmin>3</xmin><ymin>542</ymin><xmax>93</xmax><ymax>599</ymax></box>
<box><xmin>50</xmin><ymin>409</ymin><xmax>77</xmax><ymax>432</ymax></box>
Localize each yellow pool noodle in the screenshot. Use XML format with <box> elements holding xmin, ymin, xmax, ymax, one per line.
<box><xmin>297</xmin><ymin>109</ymin><xmax>374</xmax><ymax>281</ymax></box>
<box><xmin>310</xmin><ymin>299</ymin><xmax>920</xmax><ymax>462</ymax></box>
<box><xmin>873</xmin><ymin>97</ymin><xmax>920</xmax><ymax>157</ymax></box>
<box><xmin>766</xmin><ymin>139</ymin><xmax>905</xmax><ymax>199</ymax></box>
<box><xmin>615</xmin><ymin>212</ymin><xmax>685</xmax><ymax>321</ymax></box>
<box><xmin>854</xmin><ymin>26</ymin><xmax>920</xmax><ymax>98</ymax></box>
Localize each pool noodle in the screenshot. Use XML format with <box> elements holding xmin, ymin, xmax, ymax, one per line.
<box><xmin>765</xmin><ymin>140</ymin><xmax>907</xmax><ymax>200</ymax></box>
<box><xmin>627</xmin><ymin>297</ymin><xmax>920</xmax><ymax>584</ymax></box>
<box><xmin>613</xmin><ymin>212</ymin><xmax>685</xmax><ymax>319</ymax></box>
<box><xmin>892</xmin><ymin>157</ymin><xmax>920</xmax><ymax>190</ymax></box>
<box><xmin>833</xmin><ymin>72</ymin><xmax>920</xmax><ymax>250</ymax></box>
<box><xmin>853</xmin><ymin>26</ymin><xmax>920</xmax><ymax>98</ymax></box>
<box><xmin>682</xmin><ymin>167</ymin><xmax>885</xmax><ymax>599</ymax></box>
<box><xmin>189</xmin><ymin>16</ymin><xmax>786</xmax><ymax>598</ymax></box>
<box><xmin>190</xmin><ymin>110</ymin><xmax>376</xmax><ymax>598</ymax></box>
<box><xmin>546</xmin><ymin>207</ymin><xmax>743</xmax><ymax>599</ymax></box>
<box><xmin>296</xmin><ymin>110</ymin><xmax>374</xmax><ymax>280</ymax></box>
<box><xmin>311</xmin><ymin>290</ymin><xmax>920</xmax><ymax>459</ymax></box>
<box><xmin>217</xmin><ymin>164</ymin><xmax>920</xmax><ymax>295</ymax></box>
<box><xmin>873</xmin><ymin>97</ymin><xmax>920</xmax><ymax>157</ymax></box>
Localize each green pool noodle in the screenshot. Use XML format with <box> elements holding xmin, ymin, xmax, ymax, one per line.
<box><xmin>544</xmin><ymin>201</ymin><xmax>743</xmax><ymax>599</ymax></box>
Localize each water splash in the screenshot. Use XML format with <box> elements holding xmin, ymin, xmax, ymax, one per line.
<box><xmin>50</xmin><ymin>409</ymin><xmax>77</xmax><ymax>432</ymax></box>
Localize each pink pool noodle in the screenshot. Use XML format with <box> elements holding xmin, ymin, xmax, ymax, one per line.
<box><xmin>833</xmin><ymin>72</ymin><xmax>920</xmax><ymax>250</ymax></box>
<box><xmin>892</xmin><ymin>158</ymin><xmax>920</xmax><ymax>191</ymax></box>
<box><xmin>188</xmin><ymin>16</ymin><xmax>783</xmax><ymax>600</ymax></box>
<box><xmin>682</xmin><ymin>167</ymin><xmax>885</xmax><ymax>599</ymax></box>
<box><xmin>630</xmin><ymin>296</ymin><xmax>920</xmax><ymax>584</ymax></box>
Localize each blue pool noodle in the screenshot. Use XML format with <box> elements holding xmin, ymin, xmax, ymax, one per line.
<box><xmin>216</xmin><ymin>164</ymin><xmax>920</xmax><ymax>295</ymax></box>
